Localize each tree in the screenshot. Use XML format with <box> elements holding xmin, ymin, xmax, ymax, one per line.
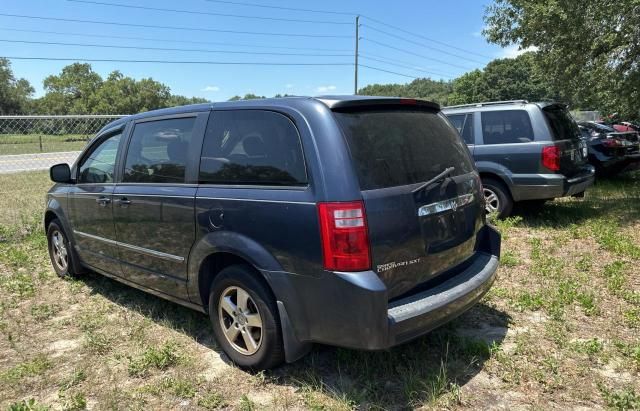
<box><xmin>448</xmin><ymin>52</ymin><xmax>560</xmax><ymax>104</ymax></box>
<box><xmin>0</xmin><ymin>58</ymin><xmax>34</xmax><ymax>115</ymax></box>
<box><xmin>358</xmin><ymin>78</ymin><xmax>453</xmax><ymax>105</ymax></box>
<box><xmin>484</xmin><ymin>0</ymin><xmax>640</xmax><ymax>120</ymax></box>
<box><xmin>228</xmin><ymin>93</ymin><xmax>266</xmax><ymax>101</ymax></box>
<box><xmin>39</xmin><ymin>63</ymin><xmax>102</xmax><ymax>114</ymax></box>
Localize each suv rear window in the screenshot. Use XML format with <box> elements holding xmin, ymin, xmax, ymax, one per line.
<box><xmin>543</xmin><ymin>105</ymin><xmax>581</xmax><ymax>141</ymax></box>
<box><xmin>481</xmin><ymin>110</ymin><xmax>534</xmax><ymax>144</ymax></box>
<box><xmin>334</xmin><ymin>109</ymin><xmax>474</xmax><ymax>190</ymax></box>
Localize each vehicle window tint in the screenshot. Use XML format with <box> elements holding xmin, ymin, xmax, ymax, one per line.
<box><xmin>123</xmin><ymin>117</ymin><xmax>195</xmax><ymax>183</ymax></box>
<box><xmin>447</xmin><ymin>113</ymin><xmax>474</xmax><ymax>144</ymax></box>
<box><xmin>481</xmin><ymin>110</ymin><xmax>534</xmax><ymax>144</ymax></box>
<box><xmin>199</xmin><ymin>110</ymin><xmax>307</xmax><ymax>186</ymax></box>
<box><xmin>334</xmin><ymin>110</ymin><xmax>475</xmax><ymax>190</ymax></box>
<box><xmin>543</xmin><ymin>106</ymin><xmax>580</xmax><ymax>141</ymax></box>
<box><xmin>78</xmin><ymin>133</ymin><xmax>121</xmax><ymax>184</ymax></box>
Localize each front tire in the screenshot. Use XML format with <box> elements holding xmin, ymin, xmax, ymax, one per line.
<box><xmin>47</xmin><ymin>219</ymin><xmax>83</xmax><ymax>278</ymax></box>
<box><xmin>482</xmin><ymin>178</ymin><xmax>513</xmax><ymax>219</ymax></box>
<box><xmin>208</xmin><ymin>265</ymin><xmax>284</xmax><ymax>370</ymax></box>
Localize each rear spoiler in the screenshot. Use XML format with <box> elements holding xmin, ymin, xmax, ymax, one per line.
<box><xmin>316</xmin><ymin>96</ymin><xmax>440</xmax><ymax>112</ymax></box>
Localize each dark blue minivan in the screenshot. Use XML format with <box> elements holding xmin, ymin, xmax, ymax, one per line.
<box><xmin>45</xmin><ymin>96</ymin><xmax>500</xmax><ymax>369</ymax></box>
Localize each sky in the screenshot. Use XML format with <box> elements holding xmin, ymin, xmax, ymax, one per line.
<box><xmin>1</xmin><ymin>0</ymin><xmax>524</xmax><ymax>100</ymax></box>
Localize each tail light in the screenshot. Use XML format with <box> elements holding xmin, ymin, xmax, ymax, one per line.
<box><xmin>317</xmin><ymin>201</ymin><xmax>371</xmax><ymax>272</ymax></box>
<box><xmin>602</xmin><ymin>138</ymin><xmax>623</xmax><ymax>148</ymax></box>
<box><xmin>541</xmin><ymin>145</ymin><xmax>561</xmax><ymax>171</ymax></box>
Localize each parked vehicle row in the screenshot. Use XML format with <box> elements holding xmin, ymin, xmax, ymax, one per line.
<box><xmin>45</xmin><ymin>96</ymin><xmax>501</xmax><ymax>369</ymax></box>
<box><xmin>443</xmin><ymin>100</ymin><xmax>595</xmax><ymax>218</ymax></box>
<box><xmin>577</xmin><ymin>121</ymin><xmax>640</xmax><ymax>176</ymax></box>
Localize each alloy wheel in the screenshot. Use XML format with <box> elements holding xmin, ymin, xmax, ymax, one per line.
<box><xmin>483</xmin><ymin>187</ymin><xmax>500</xmax><ymax>214</ymax></box>
<box><xmin>218</xmin><ymin>286</ymin><xmax>263</xmax><ymax>355</ymax></box>
<box><xmin>50</xmin><ymin>230</ymin><xmax>68</xmax><ymax>271</ymax></box>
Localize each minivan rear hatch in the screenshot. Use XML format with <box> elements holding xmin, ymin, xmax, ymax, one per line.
<box><xmin>541</xmin><ymin>103</ymin><xmax>588</xmax><ymax>177</ymax></box>
<box><xmin>332</xmin><ymin>100</ymin><xmax>484</xmax><ymax>299</ymax></box>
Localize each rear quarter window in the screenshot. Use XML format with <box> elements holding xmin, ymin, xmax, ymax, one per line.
<box><xmin>334</xmin><ymin>109</ymin><xmax>475</xmax><ymax>190</ymax></box>
<box><xmin>481</xmin><ymin>110</ymin><xmax>534</xmax><ymax>144</ymax></box>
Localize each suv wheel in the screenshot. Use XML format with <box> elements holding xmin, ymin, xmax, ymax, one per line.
<box><xmin>47</xmin><ymin>219</ymin><xmax>83</xmax><ymax>278</ymax></box>
<box><xmin>482</xmin><ymin>178</ymin><xmax>513</xmax><ymax>219</ymax></box>
<box><xmin>209</xmin><ymin>264</ymin><xmax>284</xmax><ymax>370</ymax></box>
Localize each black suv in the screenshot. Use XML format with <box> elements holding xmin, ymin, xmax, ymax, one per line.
<box><xmin>443</xmin><ymin>100</ymin><xmax>595</xmax><ymax>218</ymax></box>
<box><xmin>45</xmin><ymin>96</ymin><xmax>500</xmax><ymax>369</ymax></box>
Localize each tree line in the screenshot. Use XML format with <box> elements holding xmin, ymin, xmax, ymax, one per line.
<box><xmin>2</xmin><ymin>0</ymin><xmax>637</xmax><ymax>121</ymax></box>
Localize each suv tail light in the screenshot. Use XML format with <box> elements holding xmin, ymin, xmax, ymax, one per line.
<box><xmin>317</xmin><ymin>201</ymin><xmax>371</xmax><ymax>272</ymax></box>
<box><xmin>602</xmin><ymin>138</ymin><xmax>623</xmax><ymax>147</ymax></box>
<box><xmin>541</xmin><ymin>145</ymin><xmax>561</xmax><ymax>171</ymax></box>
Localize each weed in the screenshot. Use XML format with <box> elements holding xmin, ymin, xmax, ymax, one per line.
<box><xmin>145</xmin><ymin>376</ymin><xmax>197</xmax><ymax>399</ymax></box>
<box><xmin>500</xmin><ymin>250</ymin><xmax>520</xmax><ymax>267</ymax></box>
<box><xmin>576</xmin><ymin>291</ymin><xmax>598</xmax><ymax>316</ymax></box>
<box><xmin>599</xmin><ymin>384</ymin><xmax>640</xmax><ymax>410</ymax></box>
<box><xmin>513</xmin><ymin>291</ymin><xmax>544</xmax><ymax>312</ymax></box>
<box><xmin>59</xmin><ymin>369</ymin><xmax>87</xmax><ymax>391</ymax></box>
<box><xmin>623</xmin><ymin>308</ymin><xmax>640</xmax><ymax>328</ymax></box>
<box><xmin>1</xmin><ymin>355</ymin><xmax>52</xmax><ymax>384</ymax></box>
<box><xmin>7</xmin><ymin>398</ymin><xmax>49</xmax><ymax>411</ymax></box>
<box><xmin>0</xmin><ymin>272</ymin><xmax>36</xmax><ymax>297</ymax></box>
<box><xmin>239</xmin><ymin>394</ymin><xmax>256</xmax><ymax>411</ymax></box>
<box><xmin>603</xmin><ymin>261</ymin><xmax>628</xmax><ymax>295</ymax></box>
<box><xmin>128</xmin><ymin>342</ymin><xmax>182</xmax><ymax>377</ymax></box>
<box><xmin>575</xmin><ymin>255</ymin><xmax>593</xmax><ymax>272</ymax></box>
<box><xmin>197</xmin><ymin>391</ymin><xmax>226</xmax><ymax>410</ymax></box>
<box><xmin>83</xmin><ymin>331</ymin><xmax>112</xmax><ymax>355</ymax></box>
<box><xmin>30</xmin><ymin>304</ymin><xmax>60</xmax><ymax>321</ymax></box>
<box><xmin>59</xmin><ymin>392</ymin><xmax>87</xmax><ymax>411</ymax></box>
<box><xmin>570</xmin><ymin>338</ymin><xmax>604</xmax><ymax>356</ymax></box>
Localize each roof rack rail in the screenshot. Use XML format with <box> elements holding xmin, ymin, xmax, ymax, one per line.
<box><xmin>444</xmin><ymin>100</ymin><xmax>529</xmax><ymax>109</ymax></box>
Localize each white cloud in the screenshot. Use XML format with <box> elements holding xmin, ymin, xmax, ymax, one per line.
<box><xmin>201</xmin><ymin>85</ymin><xmax>220</xmax><ymax>92</ymax></box>
<box><xmin>315</xmin><ymin>85</ymin><xmax>337</xmax><ymax>93</ymax></box>
<box><xmin>499</xmin><ymin>45</ymin><xmax>539</xmax><ymax>59</ymax></box>
<box><xmin>285</xmin><ymin>83</ymin><xmax>294</xmax><ymax>89</ymax></box>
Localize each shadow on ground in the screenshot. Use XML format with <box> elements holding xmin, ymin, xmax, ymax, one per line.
<box><xmin>81</xmin><ymin>271</ymin><xmax>510</xmax><ymax>408</ymax></box>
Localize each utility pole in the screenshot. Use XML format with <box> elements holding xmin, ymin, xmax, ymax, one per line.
<box><xmin>354</xmin><ymin>15</ymin><xmax>359</xmax><ymax>95</ymax></box>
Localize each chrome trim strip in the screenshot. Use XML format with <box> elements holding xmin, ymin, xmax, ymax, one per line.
<box><xmin>417</xmin><ymin>193</ymin><xmax>475</xmax><ymax>217</ymax></box>
<box><xmin>73</xmin><ymin>230</ymin><xmax>185</xmax><ymax>262</ymax></box>
<box><xmin>196</xmin><ymin>196</ymin><xmax>315</xmax><ymax>205</ymax></box>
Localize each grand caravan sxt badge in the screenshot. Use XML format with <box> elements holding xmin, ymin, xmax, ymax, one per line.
<box><xmin>418</xmin><ymin>193</ymin><xmax>475</xmax><ymax>217</ymax></box>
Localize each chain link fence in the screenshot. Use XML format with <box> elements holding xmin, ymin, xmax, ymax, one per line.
<box><xmin>0</xmin><ymin>115</ymin><xmax>124</xmax><ymax>174</ymax></box>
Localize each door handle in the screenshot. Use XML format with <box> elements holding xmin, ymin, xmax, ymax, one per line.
<box><xmin>95</xmin><ymin>196</ymin><xmax>111</xmax><ymax>207</ymax></box>
<box><xmin>115</xmin><ymin>197</ymin><xmax>132</xmax><ymax>207</ymax></box>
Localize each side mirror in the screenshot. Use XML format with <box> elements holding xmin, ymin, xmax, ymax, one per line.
<box><xmin>50</xmin><ymin>163</ymin><xmax>72</xmax><ymax>183</ymax></box>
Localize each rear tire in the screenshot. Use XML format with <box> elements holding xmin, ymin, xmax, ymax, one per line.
<box><xmin>482</xmin><ymin>178</ymin><xmax>513</xmax><ymax>219</ymax></box>
<box><xmin>208</xmin><ymin>264</ymin><xmax>284</xmax><ymax>370</ymax></box>
<box><xmin>46</xmin><ymin>219</ymin><xmax>83</xmax><ymax>278</ymax></box>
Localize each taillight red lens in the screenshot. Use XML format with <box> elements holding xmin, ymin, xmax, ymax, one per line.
<box><xmin>541</xmin><ymin>145</ymin><xmax>561</xmax><ymax>171</ymax></box>
<box><xmin>602</xmin><ymin>138</ymin><xmax>622</xmax><ymax>147</ymax></box>
<box><xmin>317</xmin><ymin>201</ymin><xmax>371</xmax><ymax>272</ymax></box>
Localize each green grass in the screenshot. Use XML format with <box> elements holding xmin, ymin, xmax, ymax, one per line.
<box><xmin>0</xmin><ymin>134</ymin><xmax>89</xmax><ymax>155</ymax></box>
<box><xmin>1</xmin><ymin>170</ymin><xmax>640</xmax><ymax>409</ymax></box>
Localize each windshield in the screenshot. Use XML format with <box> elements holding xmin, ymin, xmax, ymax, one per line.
<box><xmin>334</xmin><ymin>109</ymin><xmax>475</xmax><ymax>190</ymax></box>
<box><xmin>543</xmin><ymin>105</ymin><xmax>581</xmax><ymax>141</ymax></box>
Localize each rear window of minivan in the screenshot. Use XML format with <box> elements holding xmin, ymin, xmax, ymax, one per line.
<box><xmin>334</xmin><ymin>109</ymin><xmax>474</xmax><ymax>190</ymax></box>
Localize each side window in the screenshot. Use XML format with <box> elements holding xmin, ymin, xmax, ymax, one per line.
<box><xmin>199</xmin><ymin>110</ymin><xmax>307</xmax><ymax>186</ymax></box>
<box><xmin>78</xmin><ymin>132</ymin><xmax>121</xmax><ymax>184</ymax></box>
<box><xmin>447</xmin><ymin>113</ymin><xmax>474</xmax><ymax>144</ymax></box>
<box><xmin>481</xmin><ymin>110</ymin><xmax>534</xmax><ymax>144</ymax></box>
<box><xmin>123</xmin><ymin>117</ymin><xmax>195</xmax><ymax>183</ymax></box>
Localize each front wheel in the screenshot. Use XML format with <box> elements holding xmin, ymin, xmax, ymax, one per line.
<box><xmin>482</xmin><ymin>178</ymin><xmax>513</xmax><ymax>219</ymax></box>
<box><xmin>47</xmin><ymin>219</ymin><xmax>83</xmax><ymax>278</ymax></box>
<box><xmin>208</xmin><ymin>265</ymin><xmax>284</xmax><ymax>370</ymax></box>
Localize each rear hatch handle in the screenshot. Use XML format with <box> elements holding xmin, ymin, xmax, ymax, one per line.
<box><xmin>411</xmin><ymin>167</ymin><xmax>456</xmax><ymax>194</ymax></box>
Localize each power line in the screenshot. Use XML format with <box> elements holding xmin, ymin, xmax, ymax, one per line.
<box><xmin>361</xmin><ymin>38</ymin><xmax>475</xmax><ymax>71</ymax></box>
<box><xmin>359</xmin><ymin>54</ymin><xmax>454</xmax><ymax>78</ymax></box>
<box><xmin>202</xmin><ymin>0</ymin><xmax>356</xmax><ymax>16</ymax></box>
<box><xmin>2</xmin><ymin>56</ymin><xmax>354</xmax><ymax>66</ymax></box>
<box><xmin>67</xmin><ymin>0</ymin><xmax>351</xmax><ymax>25</ymax></box>
<box><xmin>359</xmin><ymin>64</ymin><xmax>420</xmax><ymax>80</ymax></box>
<box><xmin>361</xmin><ymin>24</ymin><xmax>487</xmax><ymax>65</ymax></box>
<box><xmin>0</xmin><ymin>28</ymin><xmax>352</xmax><ymax>52</ymax></box>
<box><xmin>0</xmin><ymin>39</ymin><xmax>352</xmax><ymax>57</ymax></box>
<box><xmin>360</xmin><ymin>14</ymin><xmax>493</xmax><ymax>59</ymax></box>
<box><xmin>0</xmin><ymin>13</ymin><xmax>352</xmax><ymax>38</ymax></box>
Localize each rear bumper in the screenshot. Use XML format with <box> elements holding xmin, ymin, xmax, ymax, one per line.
<box><xmin>271</xmin><ymin>225</ymin><xmax>501</xmax><ymax>354</ymax></box>
<box><xmin>509</xmin><ymin>166</ymin><xmax>595</xmax><ymax>201</ymax></box>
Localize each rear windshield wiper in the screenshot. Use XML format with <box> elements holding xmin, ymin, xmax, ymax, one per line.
<box><xmin>411</xmin><ymin>166</ymin><xmax>456</xmax><ymax>193</ymax></box>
